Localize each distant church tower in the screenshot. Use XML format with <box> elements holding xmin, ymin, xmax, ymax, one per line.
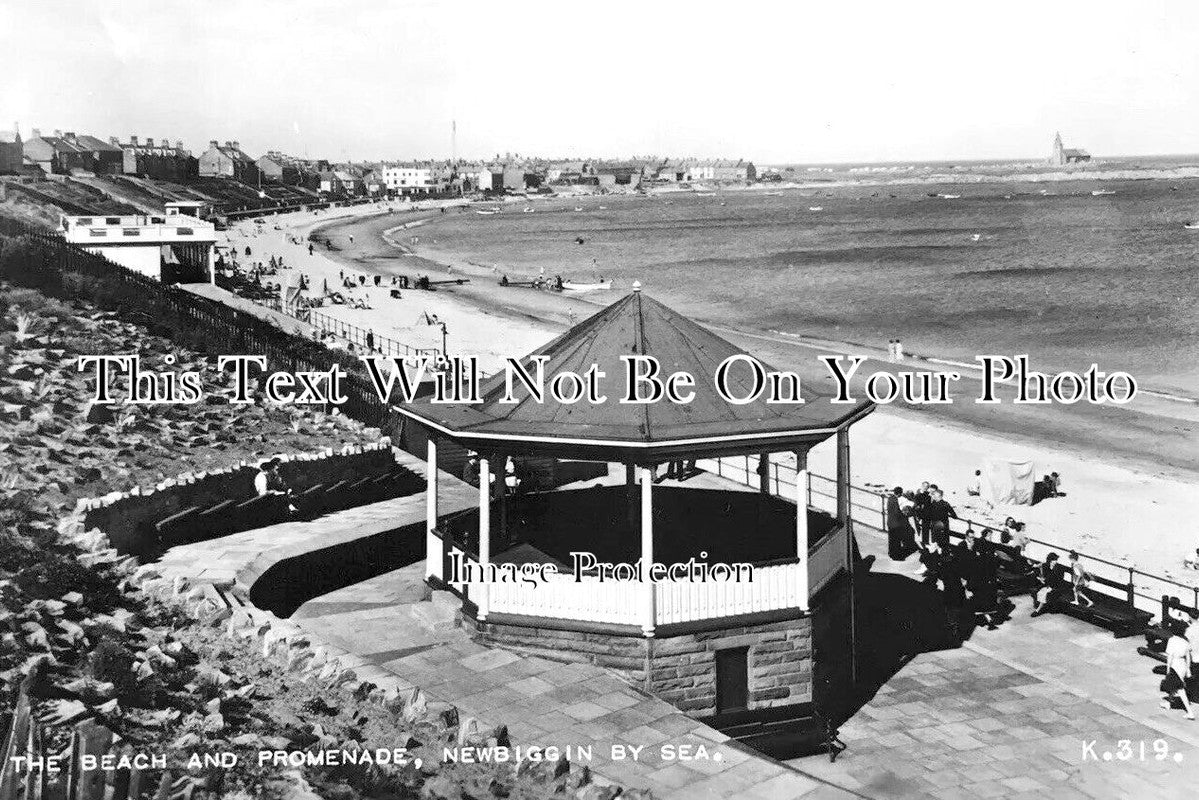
<box><xmin>1050</xmin><ymin>132</ymin><xmax>1065</xmax><ymax>166</ymax></box>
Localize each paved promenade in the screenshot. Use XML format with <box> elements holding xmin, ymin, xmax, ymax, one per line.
<box><xmin>148</xmin><ymin>449</ymin><xmax>1198</xmax><ymax>799</ymax></box>
<box><xmin>793</xmin><ymin>530</ymin><xmax>1199</xmax><ymax>799</ymax></box>
<box><xmin>151</xmin><ymin>449</ymin><xmax>476</xmax><ymax>588</ymax></box>
<box><xmin>151</xmin><ymin>461</ymin><xmax>855</xmax><ymax>799</ymax></box>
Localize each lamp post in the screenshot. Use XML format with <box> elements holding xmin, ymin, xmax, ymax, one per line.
<box><xmin>439</xmin><ymin>321</ymin><xmax>448</xmax><ymax>359</ymax></box>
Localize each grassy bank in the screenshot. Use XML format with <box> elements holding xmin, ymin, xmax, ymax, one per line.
<box><xmin>0</xmin><ymin>266</ymin><xmax>637</xmax><ymax>797</ymax></box>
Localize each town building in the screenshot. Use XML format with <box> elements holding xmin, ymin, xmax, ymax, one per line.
<box><xmin>713</xmin><ymin>158</ymin><xmax>756</xmax><ymax>183</ymax></box>
<box><xmin>0</xmin><ymin>123</ymin><xmax>21</xmax><ymax>174</ymax></box>
<box><xmin>401</xmin><ymin>287</ymin><xmax>872</xmax><ymax>752</ymax></box>
<box><xmin>654</xmin><ymin>160</ymin><xmax>690</xmax><ymax>183</ymax></box>
<box><xmin>23</xmin><ymin>130</ymin><xmax>123</xmax><ymax>175</ymax></box>
<box><xmin>467</xmin><ymin>163</ymin><xmax>527</xmax><ymax>193</ymax></box>
<box><xmin>256</xmin><ymin>151</ymin><xmax>307</xmax><ymax>185</ymax></box>
<box><xmin>315</xmin><ymin>169</ymin><xmax>365</xmax><ymax>196</ymax></box>
<box><xmin>58</xmin><ymin>202</ymin><xmax>217</xmax><ymax>284</ymax></box>
<box><xmin>116</xmin><ymin>135</ymin><xmax>197</xmax><ymax>181</ymax></box>
<box><xmin>1050</xmin><ymin>132</ymin><xmax>1091</xmax><ymax>166</ymax></box>
<box><xmin>595</xmin><ymin>162</ymin><xmax>643</xmax><ymax>187</ymax></box>
<box><xmin>381</xmin><ymin>162</ymin><xmax>451</xmax><ymax>195</ymax></box>
<box><xmin>198</xmin><ymin>140</ymin><xmax>261</xmax><ymax>183</ymax></box>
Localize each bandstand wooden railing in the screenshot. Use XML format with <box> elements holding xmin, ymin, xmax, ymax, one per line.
<box><xmin>431</xmin><ymin>519</ymin><xmax>849</xmax><ymax>631</ymax></box>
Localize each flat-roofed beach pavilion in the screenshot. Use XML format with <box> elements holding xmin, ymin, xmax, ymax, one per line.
<box><xmin>397</xmin><ymin>286</ymin><xmax>874</xmax><ymax>752</ymax></box>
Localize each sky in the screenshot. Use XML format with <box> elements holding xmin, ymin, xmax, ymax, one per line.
<box><xmin>2</xmin><ymin>0</ymin><xmax>1196</xmax><ymax>164</ymax></box>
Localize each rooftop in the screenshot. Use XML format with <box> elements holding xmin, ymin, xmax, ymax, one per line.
<box><xmin>398</xmin><ymin>289</ymin><xmax>873</xmax><ymax>459</ymax></box>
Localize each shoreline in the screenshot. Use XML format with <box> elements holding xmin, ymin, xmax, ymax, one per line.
<box><xmin>220</xmin><ymin>204</ymin><xmax>1199</xmax><ymax>585</ymax></box>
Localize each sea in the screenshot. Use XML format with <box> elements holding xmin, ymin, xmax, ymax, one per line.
<box><xmin>415</xmin><ymin>163</ymin><xmax>1199</xmax><ymax>397</ymax></box>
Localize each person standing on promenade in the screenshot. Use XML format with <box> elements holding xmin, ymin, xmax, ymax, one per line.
<box><xmin>886</xmin><ymin>486</ymin><xmax>914</xmax><ymax>560</ymax></box>
<box><xmin>926</xmin><ymin>489</ymin><xmax>957</xmax><ymax>548</ymax></box>
<box><xmin>1162</xmin><ymin>632</ymin><xmax>1196</xmax><ymax>720</ymax></box>
<box><xmin>941</xmin><ymin>556</ymin><xmax>967</xmax><ymax>645</ymax></box>
<box><xmin>1185</xmin><ymin>611</ymin><xmax>1199</xmax><ymax>674</ymax></box>
<box><xmin>914</xmin><ymin>482</ymin><xmax>932</xmax><ymax>544</ymax></box>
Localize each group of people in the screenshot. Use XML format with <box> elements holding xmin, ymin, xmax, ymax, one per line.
<box><xmin>884</xmin><ymin>477</ymin><xmax>1097</xmax><ymax>638</ymax></box>
<box><xmin>253</xmin><ymin>458</ymin><xmax>296</xmax><ymax>515</ymax></box>
<box><xmin>885</xmin><ymin>481</ymin><xmax>958</xmax><ymax>558</ymax></box>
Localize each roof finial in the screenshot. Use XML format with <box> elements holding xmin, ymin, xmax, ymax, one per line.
<box><xmin>632</xmin><ymin>280</ymin><xmax>642</xmax><ymax>293</ymax></box>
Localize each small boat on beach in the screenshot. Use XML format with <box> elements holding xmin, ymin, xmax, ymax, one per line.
<box><xmin>522</xmin><ymin>207</ymin><xmax>534</xmax><ymax>213</ymax></box>
<box><xmin>574</xmin><ymin>206</ymin><xmax>584</xmax><ymax>212</ymax></box>
<box><xmin>696</xmin><ymin>192</ymin><xmax>716</xmax><ymax>197</ymax></box>
<box><xmin>765</xmin><ymin>191</ymin><xmax>784</xmax><ymax>196</ymax></box>
<box><xmin>938</xmin><ymin>194</ymin><xmax>961</xmax><ymax>199</ymax></box>
<box><xmin>1091</xmin><ymin>189</ymin><xmax>1116</xmax><ymax>196</ymax></box>
<box><xmin>808</xmin><ymin>206</ymin><xmax>823</xmax><ymax>211</ymax></box>
<box><xmin>1184</xmin><ymin>222</ymin><xmax>1199</xmax><ymax>230</ymax></box>
<box><xmin>476</xmin><ymin>208</ymin><xmax>501</xmax><ymax>215</ymax></box>
<box><xmin>562</xmin><ymin>280</ymin><xmax>613</xmax><ymax>292</ymax></box>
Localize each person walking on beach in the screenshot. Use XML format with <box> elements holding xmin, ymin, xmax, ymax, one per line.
<box><xmin>1162</xmin><ymin>632</ymin><xmax>1196</xmax><ymax>720</ymax></box>
<box><xmin>309</xmin><ymin>243</ymin><xmax>314</xmax><ymax>256</ymax></box>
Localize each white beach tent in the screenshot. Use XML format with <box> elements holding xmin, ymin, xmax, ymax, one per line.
<box><xmin>980</xmin><ymin>458</ymin><xmax>1036</xmax><ymax>505</ymax></box>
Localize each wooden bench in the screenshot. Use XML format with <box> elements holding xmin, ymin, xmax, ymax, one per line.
<box><xmin>701</xmin><ymin>703</ymin><xmax>840</xmax><ymax>761</ymax></box>
<box><xmin>192</xmin><ymin>499</ymin><xmax>238</xmax><ymax>541</ymax></box>
<box><xmin>232</xmin><ymin>493</ymin><xmax>289</xmax><ymax>530</ymax></box>
<box><xmin>318</xmin><ymin>479</ymin><xmax>353</xmax><ymax>512</ymax></box>
<box><xmin>153</xmin><ymin>505</ymin><xmax>202</xmax><ymax>547</ymax></box>
<box><xmin>991</xmin><ymin>547</ymin><xmax>1039</xmax><ymax>597</ymax></box>
<box><xmin>1055</xmin><ymin>583</ymin><xmax>1153</xmax><ymax>638</ymax></box>
<box><xmin>292</xmin><ymin>482</ymin><xmax>327</xmax><ymax>518</ymax></box>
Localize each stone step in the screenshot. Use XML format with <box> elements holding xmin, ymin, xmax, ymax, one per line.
<box><xmin>409</xmin><ymin>596</ymin><xmax>459</xmax><ymax>632</ymax></box>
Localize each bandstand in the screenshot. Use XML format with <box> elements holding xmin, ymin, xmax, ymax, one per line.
<box><xmin>397</xmin><ymin>287</ymin><xmax>874</xmax><ymax>752</ymax></box>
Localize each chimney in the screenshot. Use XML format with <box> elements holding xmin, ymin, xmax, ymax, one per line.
<box><xmin>209</xmin><ymin>140</ymin><xmax>218</xmax><ymax>149</ymax></box>
<box><xmin>145</xmin><ymin>137</ymin><xmax>154</xmax><ymax>147</ymax></box>
<box><xmin>64</xmin><ymin>132</ymin><xmax>76</xmax><ymax>143</ymax></box>
<box><xmin>224</xmin><ymin>140</ymin><xmax>233</xmax><ymax>148</ymax></box>
<box><xmin>130</xmin><ymin>135</ymin><xmax>138</xmax><ymax>146</ymax></box>
<box><xmin>54</xmin><ymin>129</ymin><xmax>63</xmax><ymax>138</ymax></box>
<box><xmin>109</xmin><ymin>136</ymin><xmax>119</xmax><ymax>146</ymax></box>
<box><xmin>232</xmin><ymin>141</ymin><xmax>240</xmax><ymax>151</ymax></box>
<box><xmin>175</xmin><ymin>140</ymin><xmax>183</xmax><ymax>149</ymax></box>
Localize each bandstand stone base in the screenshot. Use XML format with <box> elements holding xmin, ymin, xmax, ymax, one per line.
<box><xmin>463</xmin><ymin>613</ymin><xmax>813</xmax><ymax>717</ymax></box>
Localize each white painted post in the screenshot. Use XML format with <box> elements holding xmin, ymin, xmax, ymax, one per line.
<box><xmin>640</xmin><ymin>465</ymin><xmax>655</xmax><ymax>637</ymax></box>
<box><xmin>425</xmin><ymin>438</ymin><xmax>441</xmax><ymax>582</ymax></box>
<box><xmin>477</xmin><ymin>456</ymin><xmax>491</xmax><ymax>621</ymax></box>
<box><xmin>796</xmin><ymin>450</ymin><xmax>810</xmax><ymax>612</ymax></box>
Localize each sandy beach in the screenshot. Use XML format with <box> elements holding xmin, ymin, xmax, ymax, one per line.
<box><xmin>220</xmin><ymin>201</ymin><xmax>1199</xmax><ymax>588</ymax></box>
